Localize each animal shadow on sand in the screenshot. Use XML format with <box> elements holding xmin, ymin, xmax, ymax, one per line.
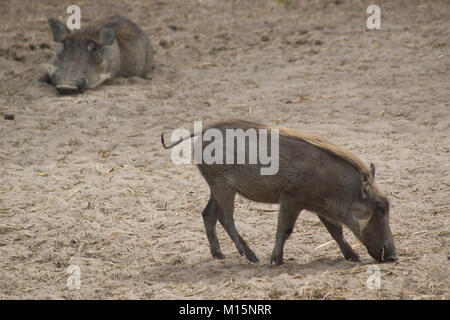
<box><xmin>142</xmin><ymin>255</ymin><xmax>377</xmax><ymax>285</ymax></box>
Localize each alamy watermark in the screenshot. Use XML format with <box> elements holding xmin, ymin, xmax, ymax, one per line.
<box><xmin>66</xmin><ymin>264</ymin><xmax>81</xmax><ymax>290</ymax></box>
<box><xmin>366</xmin><ymin>265</ymin><xmax>381</xmax><ymax>290</ymax></box>
<box><xmin>166</xmin><ymin>121</ymin><xmax>280</xmax><ymax>175</ymax></box>
<box><xmin>367</xmin><ymin>5</ymin><xmax>381</xmax><ymax>30</ymax></box>
<box><xmin>66</xmin><ymin>5</ymin><xmax>81</xmax><ymax>30</ymax></box>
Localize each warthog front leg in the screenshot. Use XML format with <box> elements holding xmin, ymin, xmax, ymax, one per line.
<box><xmin>270</xmin><ymin>197</ymin><xmax>302</xmax><ymax>266</ymax></box>
<box><xmin>318</xmin><ymin>216</ymin><xmax>360</xmax><ymax>262</ymax></box>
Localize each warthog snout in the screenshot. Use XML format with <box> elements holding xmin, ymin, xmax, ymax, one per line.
<box><xmin>369</xmin><ymin>241</ymin><xmax>398</xmax><ymax>263</ymax></box>
<box><xmin>55</xmin><ymin>84</ymin><xmax>79</xmax><ymax>95</ymax></box>
<box><xmin>55</xmin><ymin>78</ymin><xmax>87</xmax><ymax>95</ymax></box>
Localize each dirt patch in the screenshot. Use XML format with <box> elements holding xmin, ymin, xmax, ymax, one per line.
<box><xmin>0</xmin><ymin>0</ymin><xmax>448</xmax><ymax>299</ymax></box>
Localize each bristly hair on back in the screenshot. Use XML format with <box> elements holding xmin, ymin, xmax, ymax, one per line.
<box><xmin>272</xmin><ymin>126</ymin><xmax>371</xmax><ymax>175</ymax></box>
<box><xmin>63</xmin><ymin>16</ymin><xmax>136</xmax><ymax>48</ymax></box>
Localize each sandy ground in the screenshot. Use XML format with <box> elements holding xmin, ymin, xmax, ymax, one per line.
<box><xmin>0</xmin><ymin>0</ymin><xmax>449</xmax><ymax>300</ymax></box>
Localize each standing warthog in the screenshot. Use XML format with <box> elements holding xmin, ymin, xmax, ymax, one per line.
<box><xmin>161</xmin><ymin>119</ymin><xmax>397</xmax><ymax>265</ymax></box>
<box><xmin>41</xmin><ymin>15</ymin><xmax>153</xmax><ymax>94</ymax></box>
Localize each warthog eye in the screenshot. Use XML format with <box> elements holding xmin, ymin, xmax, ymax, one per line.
<box><xmin>87</xmin><ymin>42</ymin><xmax>98</xmax><ymax>53</ymax></box>
<box><xmin>375</xmin><ymin>200</ymin><xmax>387</xmax><ymax>216</ymax></box>
<box><xmin>57</xmin><ymin>41</ymin><xmax>67</xmax><ymax>58</ymax></box>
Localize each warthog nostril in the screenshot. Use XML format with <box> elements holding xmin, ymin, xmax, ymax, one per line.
<box><xmin>383</xmin><ymin>254</ymin><xmax>398</xmax><ymax>262</ymax></box>
<box><xmin>56</xmin><ymin>84</ymin><xmax>79</xmax><ymax>95</ymax></box>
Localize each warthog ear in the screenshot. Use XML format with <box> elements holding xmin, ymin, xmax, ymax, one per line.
<box><xmin>48</xmin><ymin>18</ymin><xmax>69</xmax><ymax>42</ymax></box>
<box><xmin>370</xmin><ymin>163</ymin><xmax>376</xmax><ymax>178</ymax></box>
<box><xmin>99</xmin><ymin>25</ymin><xmax>119</xmax><ymax>46</ymax></box>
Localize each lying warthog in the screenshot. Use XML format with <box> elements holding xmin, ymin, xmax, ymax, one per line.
<box><xmin>41</xmin><ymin>15</ymin><xmax>153</xmax><ymax>94</ymax></box>
<box><xmin>161</xmin><ymin>119</ymin><xmax>397</xmax><ymax>265</ymax></box>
